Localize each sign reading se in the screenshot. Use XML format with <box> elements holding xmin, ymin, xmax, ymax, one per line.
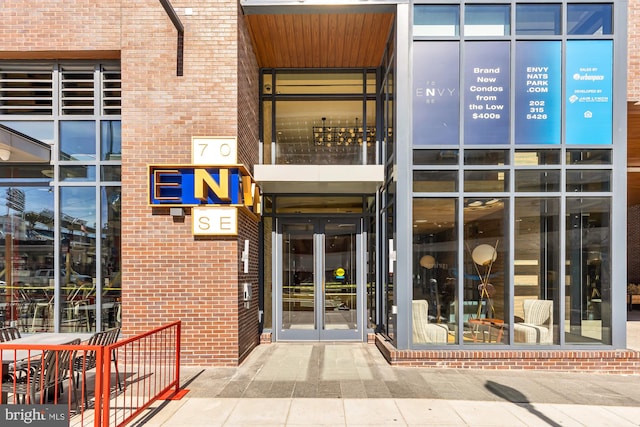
<box><xmin>192</xmin><ymin>207</ymin><xmax>237</xmax><ymax>235</ymax></box>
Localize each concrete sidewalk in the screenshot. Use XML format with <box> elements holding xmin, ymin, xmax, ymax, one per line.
<box><xmin>130</xmin><ymin>316</ymin><xmax>640</xmax><ymax>426</ymax></box>
<box><xmin>135</xmin><ymin>397</ymin><xmax>640</xmax><ymax>426</ymax></box>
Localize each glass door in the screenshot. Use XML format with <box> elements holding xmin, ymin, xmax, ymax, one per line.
<box><xmin>277</xmin><ymin>218</ymin><xmax>362</xmax><ymax>340</ymax></box>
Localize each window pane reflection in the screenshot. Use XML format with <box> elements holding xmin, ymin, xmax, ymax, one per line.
<box><xmin>567</xmin><ymin>4</ymin><xmax>613</xmax><ymax>35</ymax></box>
<box><xmin>516</xmin><ymin>4</ymin><xmax>561</xmax><ymax>35</ymax></box>
<box><xmin>274</xmin><ymin>100</ymin><xmax>374</xmax><ymax>165</ymax></box>
<box><xmin>101</xmin><ymin>120</ymin><xmax>121</xmax><ymax>160</ymax></box>
<box><xmin>465</xmin><ymin>5</ymin><xmax>511</xmax><ymax>36</ymax></box>
<box><xmin>515</xmin><ymin>170</ymin><xmax>561</xmax><ymax>192</ymax></box>
<box><xmin>60</xmin><ymin>187</ymin><xmax>96</xmax><ymax>332</ymax></box>
<box><xmin>566</xmin><ymin>170</ymin><xmax>611</xmax><ymax>192</ymax></box>
<box><xmin>565</xmin><ymin>197</ymin><xmax>611</xmax><ymax>344</ymax></box>
<box><xmin>101</xmin><ymin>187</ymin><xmax>121</xmax><ymax>330</ymax></box>
<box><xmin>0</xmin><ymin>186</ymin><xmax>54</xmax><ymax>330</ymax></box>
<box><xmin>414</xmin><ymin>5</ymin><xmax>460</xmax><ymax>36</ymax></box>
<box><xmin>60</xmin><ymin>165</ymin><xmax>96</xmax><ymax>181</ymax></box>
<box><xmin>463</xmin><ymin>198</ymin><xmax>507</xmax><ymax>345</ymax></box>
<box><xmin>413</xmin><ymin>198</ymin><xmax>457</xmax><ymax>345</ymax></box>
<box><xmin>514</xmin><ymin>198</ymin><xmax>559</xmax><ymax>345</ymax></box>
<box><xmin>464</xmin><ymin>170</ymin><xmax>509</xmax><ymax>192</ymax></box>
<box><xmin>413</xmin><ymin>171</ymin><xmax>457</xmax><ymax>192</ymax></box>
<box><xmin>60</xmin><ymin>121</ymin><xmax>96</xmax><ymax>161</ymax></box>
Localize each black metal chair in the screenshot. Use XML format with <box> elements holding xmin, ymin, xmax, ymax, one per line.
<box><xmin>1</xmin><ymin>339</ymin><xmax>80</xmax><ymax>408</ymax></box>
<box><xmin>0</xmin><ymin>326</ymin><xmax>21</xmax><ymax>342</ymax></box>
<box><xmin>73</xmin><ymin>327</ymin><xmax>121</xmax><ymax>407</ymax></box>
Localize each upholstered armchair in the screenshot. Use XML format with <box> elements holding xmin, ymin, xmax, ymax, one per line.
<box><xmin>513</xmin><ymin>299</ymin><xmax>553</xmax><ymax>344</ymax></box>
<box><xmin>412</xmin><ymin>299</ymin><xmax>449</xmax><ymax>344</ymax></box>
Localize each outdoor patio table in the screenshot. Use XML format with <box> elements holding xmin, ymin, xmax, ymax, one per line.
<box><xmin>0</xmin><ymin>332</ymin><xmax>91</xmax><ymax>403</ymax></box>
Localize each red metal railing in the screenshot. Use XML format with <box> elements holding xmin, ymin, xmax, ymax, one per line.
<box><xmin>100</xmin><ymin>321</ymin><xmax>181</xmax><ymax>427</ymax></box>
<box><xmin>0</xmin><ymin>321</ymin><xmax>181</xmax><ymax>427</ymax></box>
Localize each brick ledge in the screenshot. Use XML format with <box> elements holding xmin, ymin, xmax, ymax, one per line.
<box><xmin>375</xmin><ymin>334</ymin><xmax>640</xmax><ymax>374</ymax></box>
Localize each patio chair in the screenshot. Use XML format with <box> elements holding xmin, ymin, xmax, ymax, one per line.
<box><xmin>0</xmin><ymin>326</ymin><xmax>21</xmax><ymax>342</ymax></box>
<box><xmin>513</xmin><ymin>299</ymin><xmax>554</xmax><ymax>344</ymax></box>
<box><xmin>1</xmin><ymin>339</ymin><xmax>80</xmax><ymax>408</ymax></box>
<box><xmin>412</xmin><ymin>300</ymin><xmax>449</xmax><ymax>344</ymax></box>
<box><xmin>73</xmin><ymin>327</ymin><xmax>121</xmax><ymax>407</ymax></box>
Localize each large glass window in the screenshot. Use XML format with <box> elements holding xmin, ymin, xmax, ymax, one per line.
<box><xmin>59</xmin><ymin>187</ymin><xmax>96</xmax><ymax>332</ymax></box>
<box><xmin>261</xmin><ymin>70</ymin><xmax>377</xmax><ymax>166</ymax></box>
<box><xmin>513</xmin><ymin>198</ymin><xmax>560</xmax><ymax>345</ymax></box>
<box><xmin>463</xmin><ymin>198</ymin><xmax>508</xmax><ymax>345</ymax></box>
<box><xmin>412</xmin><ymin>198</ymin><xmax>457</xmax><ymax>345</ymax></box>
<box><xmin>366</xmin><ymin>198</ymin><xmax>377</xmax><ymax>330</ymax></box>
<box><xmin>410</xmin><ymin>3</ymin><xmax>617</xmax><ymax>350</ymax></box>
<box><xmin>565</xmin><ymin>197</ymin><xmax>611</xmax><ymax>344</ymax></box>
<box><xmin>271</xmin><ymin>100</ymin><xmax>375</xmax><ymax>165</ymax></box>
<box><xmin>0</xmin><ymin>184</ymin><xmax>54</xmax><ymax>331</ymax></box>
<box><xmin>0</xmin><ymin>61</ymin><xmax>121</xmax><ymax>333</ymax></box>
<box><xmin>101</xmin><ymin>187</ymin><xmax>121</xmax><ymax>330</ymax></box>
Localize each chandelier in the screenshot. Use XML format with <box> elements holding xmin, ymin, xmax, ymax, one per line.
<box><xmin>312</xmin><ymin>117</ymin><xmax>376</xmax><ymax>147</ymax></box>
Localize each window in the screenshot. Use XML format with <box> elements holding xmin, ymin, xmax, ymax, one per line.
<box><xmin>414</xmin><ymin>5</ymin><xmax>460</xmax><ymax>36</ymax></box>
<box><xmin>516</xmin><ymin>4</ymin><xmax>562</xmax><ymax>35</ymax></box>
<box><xmin>0</xmin><ymin>61</ymin><xmax>121</xmax><ymax>333</ymax></box>
<box><xmin>567</xmin><ymin>4</ymin><xmax>613</xmax><ymax>35</ymax></box>
<box><xmin>464</xmin><ymin>5</ymin><xmax>511</xmax><ymax>36</ymax></box>
<box><xmin>412</xmin><ymin>198</ymin><xmax>458</xmax><ymax>345</ymax></box>
<box><xmin>261</xmin><ymin>70</ymin><xmax>377</xmax><ymax>166</ymax></box>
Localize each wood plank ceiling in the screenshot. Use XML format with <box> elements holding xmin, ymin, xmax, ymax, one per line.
<box><xmin>244</xmin><ymin>12</ymin><xmax>394</xmax><ymax>68</ymax></box>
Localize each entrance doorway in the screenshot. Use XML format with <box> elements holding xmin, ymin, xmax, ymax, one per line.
<box><xmin>276</xmin><ymin>217</ymin><xmax>363</xmax><ymax>341</ymax></box>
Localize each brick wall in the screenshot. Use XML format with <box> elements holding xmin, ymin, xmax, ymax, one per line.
<box><xmin>0</xmin><ymin>0</ymin><xmax>259</xmax><ymax>366</ymax></box>
<box><xmin>0</xmin><ymin>0</ymin><xmax>121</xmax><ymax>58</ymax></box>
<box><xmin>376</xmin><ymin>336</ymin><xmax>640</xmax><ymax>374</ymax></box>
<box><xmin>120</xmin><ymin>0</ymin><xmax>257</xmax><ymax>366</ymax></box>
<box><xmin>237</xmin><ymin>7</ymin><xmax>261</xmax><ymax>363</ymax></box>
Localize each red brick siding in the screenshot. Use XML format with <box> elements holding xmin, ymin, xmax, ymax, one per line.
<box><xmin>0</xmin><ymin>0</ymin><xmax>121</xmax><ymax>58</ymax></box>
<box><xmin>120</xmin><ymin>0</ymin><xmax>249</xmax><ymax>366</ymax></box>
<box><xmin>237</xmin><ymin>7</ymin><xmax>261</xmax><ymax>363</ymax></box>
<box><xmin>376</xmin><ymin>336</ymin><xmax>640</xmax><ymax>374</ymax></box>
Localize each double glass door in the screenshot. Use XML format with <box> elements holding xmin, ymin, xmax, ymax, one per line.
<box><xmin>276</xmin><ymin>218</ymin><xmax>363</xmax><ymax>340</ymax></box>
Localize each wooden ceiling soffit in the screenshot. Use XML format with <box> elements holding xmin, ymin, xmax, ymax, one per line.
<box><xmin>245</xmin><ymin>12</ymin><xmax>394</xmax><ymax>68</ymax></box>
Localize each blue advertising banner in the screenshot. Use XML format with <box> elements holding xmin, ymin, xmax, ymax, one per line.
<box><xmin>565</xmin><ymin>40</ymin><xmax>613</xmax><ymax>145</ymax></box>
<box><xmin>515</xmin><ymin>41</ymin><xmax>561</xmax><ymax>145</ymax></box>
<box><xmin>464</xmin><ymin>41</ymin><xmax>510</xmax><ymax>145</ymax></box>
<box><xmin>413</xmin><ymin>42</ymin><xmax>460</xmax><ymax>145</ymax></box>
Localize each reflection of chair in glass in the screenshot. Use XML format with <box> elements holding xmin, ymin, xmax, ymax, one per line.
<box><xmin>62</xmin><ymin>300</ymin><xmax>91</xmax><ymax>332</ymax></box>
<box><xmin>513</xmin><ymin>299</ymin><xmax>553</xmax><ymax>344</ymax></box>
<box><xmin>412</xmin><ymin>300</ymin><xmax>449</xmax><ymax>344</ymax></box>
<box><xmin>30</xmin><ymin>300</ymin><xmax>53</xmax><ymax>332</ymax></box>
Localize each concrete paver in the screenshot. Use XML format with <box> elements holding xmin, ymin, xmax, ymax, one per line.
<box><xmin>131</xmin><ymin>316</ymin><xmax>640</xmax><ymax>426</ymax></box>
